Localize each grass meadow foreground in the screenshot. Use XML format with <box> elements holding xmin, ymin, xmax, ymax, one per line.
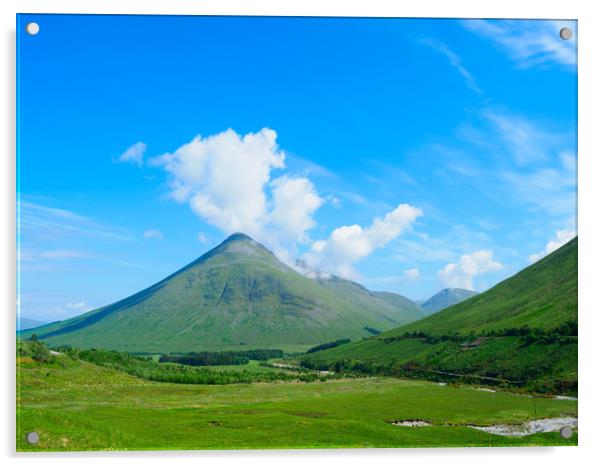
<box><xmin>17</xmin><ymin>353</ymin><xmax>577</xmax><ymax>451</ymax></box>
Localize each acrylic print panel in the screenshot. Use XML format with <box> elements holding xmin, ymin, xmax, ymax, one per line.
<box><xmin>16</xmin><ymin>14</ymin><xmax>577</xmax><ymax>451</ymax></box>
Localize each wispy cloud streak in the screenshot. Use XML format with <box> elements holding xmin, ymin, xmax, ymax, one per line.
<box><xmin>420</xmin><ymin>38</ymin><xmax>483</xmax><ymax>94</ymax></box>
<box><xmin>463</xmin><ymin>20</ymin><xmax>576</xmax><ymax>70</ymax></box>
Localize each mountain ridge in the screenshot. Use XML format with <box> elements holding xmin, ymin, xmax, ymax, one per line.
<box><xmin>420</xmin><ymin>288</ymin><xmax>478</xmax><ymax>314</ymax></box>
<box><xmin>21</xmin><ymin>233</ymin><xmax>423</xmax><ymax>352</ymax></box>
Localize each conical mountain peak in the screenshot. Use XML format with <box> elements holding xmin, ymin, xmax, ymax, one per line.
<box><xmin>24</xmin><ymin>231</ymin><xmax>423</xmax><ymax>352</ymax></box>
<box><xmin>213</xmin><ymin>232</ymin><xmax>275</xmax><ymax>260</ymax></box>
<box><xmin>223</xmin><ymin>232</ymin><xmax>256</xmax><ymax>243</ymax></box>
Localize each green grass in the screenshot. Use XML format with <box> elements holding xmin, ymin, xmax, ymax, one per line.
<box><xmin>52</xmin><ymin>345</ymin><xmax>330</xmax><ymax>385</ymax></box>
<box><xmin>17</xmin><ymin>356</ymin><xmax>577</xmax><ymax>451</ymax></box>
<box><xmin>195</xmin><ymin>360</ymin><xmax>294</xmax><ymax>374</ymax></box>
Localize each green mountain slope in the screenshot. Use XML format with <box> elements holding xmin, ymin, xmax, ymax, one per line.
<box><xmin>395</xmin><ymin>237</ymin><xmax>577</xmax><ymax>336</ymax></box>
<box><xmin>300</xmin><ymin>238</ymin><xmax>578</xmax><ymax>394</ymax></box>
<box><xmin>21</xmin><ymin>233</ymin><xmax>423</xmax><ymax>352</ymax></box>
<box><xmin>420</xmin><ymin>288</ymin><xmax>478</xmax><ymax>314</ymax></box>
<box><xmin>316</xmin><ymin>277</ymin><xmax>424</xmax><ymax>332</ymax></box>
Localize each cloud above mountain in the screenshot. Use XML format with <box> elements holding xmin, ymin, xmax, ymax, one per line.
<box><xmin>149</xmin><ymin>128</ymin><xmax>322</xmax><ymax>256</ymax></box>
<box><xmin>302</xmin><ymin>204</ymin><xmax>423</xmax><ymax>279</ymax></box>
<box><xmin>438</xmin><ymin>250</ymin><xmax>502</xmax><ymax>290</ymax></box>
<box><xmin>529</xmin><ymin>229</ymin><xmax>576</xmax><ymax>262</ymax></box>
<box><xmin>145</xmin><ymin>128</ymin><xmax>421</xmax><ymax>277</ymax></box>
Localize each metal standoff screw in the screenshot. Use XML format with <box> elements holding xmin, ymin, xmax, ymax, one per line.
<box><xmin>559</xmin><ymin>27</ymin><xmax>573</xmax><ymax>40</ymax></box>
<box><xmin>26</xmin><ymin>431</ymin><xmax>40</xmax><ymax>444</ymax></box>
<box><xmin>559</xmin><ymin>426</ymin><xmax>573</xmax><ymax>439</ymax></box>
<box><xmin>25</xmin><ymin>22</ymin><xmax>40</xmax><ymax>36</ymax></box>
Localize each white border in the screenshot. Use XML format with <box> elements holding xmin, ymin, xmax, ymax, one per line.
<box><xmin>2</xmin><ymin>1</ymin><xmax>601</xmax><ymax>465</ymax></box>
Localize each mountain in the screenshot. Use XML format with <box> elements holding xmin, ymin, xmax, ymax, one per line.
<box><xmin>420</xmin><ymin>288</ymin><xmax>478</xmax><ymax>314</ymax></box>
<box><xmin>17</xmin><ymin>317</ymin><xmax>49</xmax><ymax>331</ymax></box>
<box><xmin>300</xmin><ymin>237</ymin><xmax>578</xmax><ymax>394</ymax></box>
<box><xmin>316</xmin><ymin>277</ymin><xmax>424</xmax><ymax>330</ymax></box>
<box><xmin>19</xmin><ymin>233</ymin><xmax>423</xmax><ymax>352</ymax></box>
<box><xmin>399</xmin><ymin>237</ymin><xmax>577</xmax><ymax>335</ymax></box>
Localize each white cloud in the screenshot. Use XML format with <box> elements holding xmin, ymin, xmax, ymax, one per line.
<box><xmin>529</xmin><ymin>229</ymin><xmax>576</xmax><ymax>262</ymax></box>
<box><xmin>420</xmin><ymin>38</ymin><xmax>482</xmax><ymax>94</ymax></box>
<box><xmin>19</xmin><ymin>201</ymin><xmax>134</xmax><ymax>242</ymax></box>
<box><xmin>151</xmin><ymin>128</ymin><xmax>325</xmax><ymax>260</ymax></box>
<box><xmin>152</xmin><ymin>128</ymin><xmax>283</xmax><ymax>236</ymax></box>
<box><xmin>501</xmin><ymin>151</ymin><xmax>576</xmax><ymax>216</ymax></box>
<box><xmin>150</xmin><ymin>129</ymin><xmax>423</xmax><ymax>275</ymax></box>
<box><xmin>46</xmin><ymin>301</ymin><xmax>91</xmax><ymax>318</ymax></box>
<box><xmin>143</xmin><ymin>229</ymin><xmax>163</xmax><ymax>240</ymax></box>
<box><xmin>51</xmin><ymin>301</ymin><xmax>92</xmax><ymax>318</ymax></box>
<box><xmin>463</xmin><ymin>20</ymin><xmax>576</xmax><ymax>70</ymax></box>
<box><xmin>326</xmin><ymin>194</ymin><xmax>341</xmax><ymax>208</ymax></box>
<box><xmin>302</xmin><ymin>204</ymin><xmax>422</xmax><ymax>279</ymax></box>
<box><xmin>22</xmin><ymin>250</ymin><xmax>86</xmax><ymax>260</ymax></box>
<box><xmin>434</xmin><ymin>111</ymin><xmax>576</xmax><ymax>217</ymax></box>
<box><xmin>65</xmin><ymin>301</ymin><xmax>88</xmax><ymax>310</ymax></box>
<box><xmin>119</xmin><ymin>142</ymin><xmax>147</xmax><ymax>166</ymax></box>
<box><xmin>197</xmin><ymin>232</ymin><xmax>208</xmax><ymax>243</ymax></box>
<box><xmin>269</xmin><ymin>176</ymin><xmax>323</xmax><ymax>244</ymax></box>
<box><xmin>363</xmin><ymin>267</ymin><xmax>421</xmax><ymax>286</ymax></box>
<box><xmin>482</xmin><ymin>110</ymin><xmax>563</xmax><ymax>165</ymax></box>
<box><xmin>403</xmin><ymin>268</ymin><xmax>420</xmax><ymax>280</ymax></box>
<box><xmin>438</xmin><ymin>250</ymin><xmax>502</xmax><ymax>290</ymax></box>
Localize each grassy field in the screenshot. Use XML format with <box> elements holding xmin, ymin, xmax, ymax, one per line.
<box><xmin>199</xmin><ymin>360</ymin><xmax>295</xmax><ymax>373</ymax></box>
<box><xmin>17</xmin><ymin>355</ymin><xmax>577</xmax><ymax>451</ymax></box>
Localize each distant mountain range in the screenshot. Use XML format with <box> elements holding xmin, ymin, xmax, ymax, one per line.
<box><xmin>17</xmin><ymin>317</ymin><xmax>49</xmax><ymax>331</ymax></box>
<box><xmin>419</xmin><ymin>288</ymin><xmax>478</xmax><ymax>314</ymax></box>
<box><xmin>300</xmin><ymin>237</ymin><xmax>578</xmax><ymax>393</ymax></box>
<box><xmin>20</xmin><ymin>233</ymin><xmax>423</xmax><ymax>352</ymax></box>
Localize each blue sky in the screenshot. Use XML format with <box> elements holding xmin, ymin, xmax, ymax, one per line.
<box><xmin>17</xmin><ymin>15</ymin><xmax>577</xmax><ymax>322</ymax></box>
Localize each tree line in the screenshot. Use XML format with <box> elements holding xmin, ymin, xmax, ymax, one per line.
<box><xmin>158</xmin><ymin>349</ymin><xmax>284</xmax><ymax>366</ymax></box>
<box><xmin>306</xmin><ymin>338</ymin><xmax>351</xmax><ymax>354</ymax></box>
<box><xmin>381</xmin><ymin>321</ymin><xmax>577</xmax><ymax>346</ymax></box>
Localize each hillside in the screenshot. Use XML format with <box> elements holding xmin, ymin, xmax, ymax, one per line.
<box><xmin>420</xmin><ymin>288</ymin><xmax>478</xmax><ymax>314</ymax></box>
<box><xmin>299</xmin><ymin>237</ymin><xmax>578</xmax><ymax>394</ymax></box>
<box><xmin>20</xmin><ymin>233</ymin><xmax>422</xmax><ymax>352</ymax></box>
<box><xmin>316</xmin><ymin>277</ymin><xmax>424</xmax><ymax>332</ymax></box>
<box><xmin>395</xmin><ymin>236</ymin><xmax>577</xmax><ymax>336</ymax></box>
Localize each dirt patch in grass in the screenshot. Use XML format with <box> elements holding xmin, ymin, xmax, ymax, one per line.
<box><xmin>391</xmin><ymin>419</ymin><xmax>432</xmax><ymax>427</ymax></box>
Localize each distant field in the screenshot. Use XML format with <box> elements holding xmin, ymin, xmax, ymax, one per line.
<box><xmin>17</xmin><ymin>356</ymin><xmax>577</xmax><ymax>451</ymax></box>
<box><xmin>200</xmin><ymin>360</ymin><xmax>295</xmax><ymax>373</ymax></box>
<box><xmin>156</xmin><ymin>359</ymin><xmax>296</xmax><ymax>374</ymax></box>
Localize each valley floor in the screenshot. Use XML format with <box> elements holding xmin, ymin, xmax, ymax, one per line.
<box><xmin>17</xmin><ymin>357</ymin><xmax>577</xmax><ymax>451</ymax></box>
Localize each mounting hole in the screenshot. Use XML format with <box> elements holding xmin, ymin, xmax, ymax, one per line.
<box><xmin>559</xmin><ymin>27</ymin><xmax>573</xmax><ymax>40</ymax></box>
<box><xmin>25</xmin><ymin>22</ymin><xmax>40</xmax><ymax>36</ymax></box>
<box><xmin>26</xmin><ymin>431</ymin><xmax>40</xmax><ymax>444</ymax></box>
<box><xmin>559</xmin><ymin>426</ymin><xmax>573</xmax><ymax>439</ymax></box>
